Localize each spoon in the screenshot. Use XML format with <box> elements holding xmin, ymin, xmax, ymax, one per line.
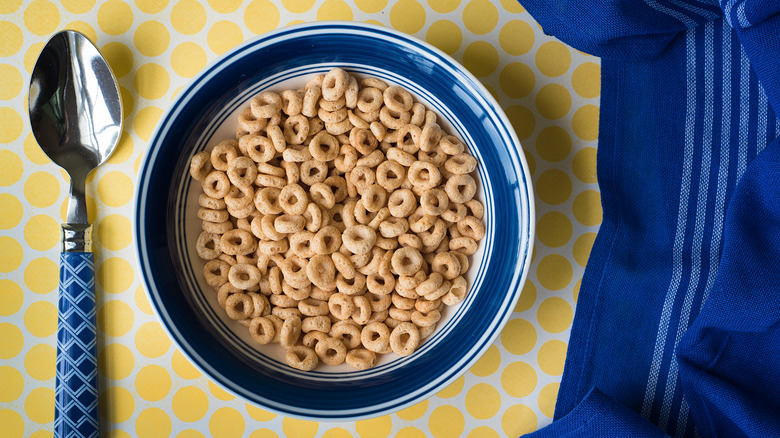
<box><xmin>28</xmin><ymin>30</ymin><xmax>122</xmax><ymax>438</ymax></box>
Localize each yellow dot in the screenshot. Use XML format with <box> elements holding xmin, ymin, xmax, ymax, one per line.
<box><xmin>24</xmin><ymin>0</ymin><xmax>60</xmax><ymax>36</ymax></box>
<box><xmin>536</xmin><ymin>126</ymin><xmax>571</xmax><ymax>162</ymax></box>
<box><xmin>0</xmin><ymin>280</ymin><xmax>23</xmax><ymax>316</ymax></box>
<box><xmin>0</xmin><ymin>323</ymin><xmax>24</xmax><ymax>358</ymax></box>
<box><xmin>355</xmin><ymin>0</ymin><xmax>387</xmax><ymax>12</ymax></box>
<box><xmin>25</xmin><ymin>171</ymin><xmax>60</xmax><ymax>208</ymax></box>
<box><xmin>0</xmin><ymin>151</ymin><xmax>22</xmax><ymax>189</ymax></box>
<box><xmin>134</xmin><ymin>21</ymin><xmax>170</xmax><ymax>57</ymax></box>
<box><xmin>281</xmin><ymin>0</ymin><xmax>314</xmax><ymax>12</ymax></box>
<box><xmin>537</xmin><ymin>340</ymin><xmax>567</xmax><ymax>376</ymax></box>
<box><xmin>244</xmin><ymin>0</ymin><xmax>280</xmax><ymax>35</ymax></box>
<box><xmin>98</xmin><ymin>0</ymin><xmax>134</xmax><ymax>35</ymax></box>
<box><xmin>120</xmin><ymin>86</ymin><xmax>134</xmax><ymax>119</ymax></box>
<box><xmin>171</xmin><ymin>42</ymin><xmax>208</xmax><ymax>78</ymax></box>
<box><xmin>208</xmin><ymin>0</ymin><xmax>241</xmax><ymax>12</ymax></box>
<box><xmin>436</xmin><ymin>374</ymin><xmax>464</xmax><ymax>398</ymax></box>
<box><xmin>24</xmin><ymin>215</ymin><xmax>59</xmax><ymax>251</ymax></box>
<box><xmin>0</xmin><ymin>0</ymin><xmax>22</xmax><ymax>13</ymax></box>
<box><xmin>537</xmin><ymin>297</ymin><xmax>573</xmax><ymax>333</ymax></box>
<box><xmin>536</xmin><ymin>212</ymin><xmax>572</xmax><ymax>248</ymax></box>
<box><xmin>355</xmin><ymin>415</ymin><xmax>391</xmax><ymax>438</ymax></box>
<box><xmin>0</xmin><ymin>410</ymin><xmax>23</xmax><ymax>438</ymax></box>
<box><xmin>171</xmin><ymin>386</ymin><xmax>208</xmax><ymax>422</ymax></box>
<box><xmin>25</xmin><ymin>43</ymin><xmax>45</xmax><ymax>75</ymax></box>
<box><xmin>514</xmin><ymin>280</ymin><xmax>536</xmax><ymax>312</ymax></box>
<box><xmin>168</xmin><ymin>350</ymin><xmax>198</xmax><ymax>380</ymax></box>
<box><xmin>499</xmin><ymin>0</ymin><xmax>523</xmax><ymax>12</ymax></box>
<box><xmin>136</xmin><ymin>408</ymin><xmax>172</xmax><ymax>438</ymax></box>
<box><xmin>97</xmin><ymin>215</ymin><xmax>133</xmax><ymax>253</ymax></box>
<box><xmin>428</xmin><ymin>405</ymin><xmax>464</xmax><ymax>438</ymax></box>
<box><xmin>572</xmin><ymin>147</ymin><xmax>597</xmax><ymax>183</ymax></box>
<box><xmin>0</xmin><ymin>236</ymin><xmax>23</xmax><ymax>273</ymax></box>
<box><xmin>396</xmin><ymin>399</ymin><xmax>427</xmax><ymax>420</ymax></box>
<box><xmin>97</xmin><ymin>300</ymin><xmax>135</xmax><ymax>337</ymax></box>
<box><xmin>25</xmin><ymin>300</ymin><xmax>57</xmax><ymax>337</ymax></box>
<box><xmin>282</xmin><ymin>418</ymin><xmax>319</xmax><ymax>438</ymax></box>
<box><xmin>572</xmin><ymin>104</ymin><xmax>599</xmax><ymax>141</ymax></box>
<box><xmin>470</xmin><ymin>344</ymin><xmax>500</xmax><ymax>376</ymax></box>
<box><xmin>0</xmin><ymin>22</ymin><xmax>23</xmax><ymax>56</ymax></box>
<box><xmin>101</xmin><ymin>386</ymin><xmax>135</xmax><ymax>423</ymax></box>
<box><xmin>171</xmin><ymin>0</ymin><xmax>207</xmax><ymax>35</ymax></box>
<box><xmin>208</xmin><ymin>380</ymin><xmax>235</xmax><ymax>400</ymax></box>
<box><xmin>499</xmin><ymin>20</ymin><xmax>534</xmax><ymax>56</ymax></box>
<box><xmin>137</xmin><ymin>0</ymin><xmax>169</xmax><ymax>14</ymax></box>
<box><xmin>572</xmin><ymin>62</ymin><xmax>600</xmax><ymax>98</ymax></box>
<box><xmin>67</xmin><ymin>20</ymin><xmax>98</xmax><ymax>43</ymax></box>
<box><xmin>536</xmin><ymin>84</ymin><xmax>572</xmax><ymax>119</ymax></box>
<box><xmin>536</xmin><ymin>169</ymin><xmax>572</xmax><ymax>205</ymax></box>
<box><xmin>136</xmin><ymin>321</ymin><xmax>171</xmax><ymax>358</ymax></box>
<box><xmin>25</xmin><ymin>387</ymin><xmax>55</xmax><ymax>424</ymax></box>
<box><xmin>427</xmin><ymin>0</ymin><xmax>458</xmax><ymax>13</ymax></box>
<box><xmin>573</xmin><ymin>232</ymin><xmax>596</xmax><ymax>267</ymax></box>
<box><xmin>98</xmin><ymin>171</ymin><xmax>135</xmax><ymax>210</ymax></box>
<box><xmin>463</xmin><ymin>0</ymin><xmax>498</xmax><ymax>35</ymax></box>
<box><xmin>208</xmin><ymin>20</ymin><xmax>243</xmax><ymax>55</ymax></box>
<box><xmin>462</xmin><ymin>41</ymin><xmax>499</xmax><ymax>77</ymax></box>
<box><xmin>363</xmin><ymin>19</ymin><xmax>383</xmax><ymax>26</ymax></box>
<box><xmin>505</xmin><ymin>105</ymin><xmax>535</xmax><ymax>140</ymax></box>
<box><xmin>317</xmin><ymin>0</ymin><xmax>353</xmax><ymax>20</ymax></box>
<box><xmin>537</xmin><ymin>254</ymin><xmax>573</xmax><ymax>291</ymax></box>
<box><xmin>501</xmin><ymin>404</ymin><xmax>536</xmax><ymax>436</ymax></box>
<box><xmin>573</xmin><ymin>190</ymin><xmax>602</xmax><ymax>226</ymax></box>
<box><xmin>539</xmin><ymin>382</ymin><xmax>559</xmax><ymax>418</ymax></box>
<box><xmin>178</xmin><ymin>431</ymin><xmax>206</xmax><ymax>438</ymax></box>
<box><xmin>501</xmin><ymin>361</ymin><xmax>537</xmax><ymax>397</ymax></box>
<box><xmin>24</xmin><ymin>344</ymin><xmax>55</xmax><ymax>381</ymax></box>
<box><xmin>209</xmin><ymin>407</ymin><xmax>246</xmax><ymax>438</ymax></box>
<box><xmin>0</xmin><ymin>64</ymin><xmax>22</xmax><ymax>100</ymax></box>
<box><xmin>134</xmin><ymin>106</ymin><xmax>164</xmax><ymax>142</ymax></box>
<box><xmin>24</xmin><ymin>133</ymin><xmax>49</xmax><ymax>164</ymax></box>
<box><xmin>389</xmin><ymin>0</ymin><xmax>426</xmax><ymax>34</ymax></box>
<box><xmin>499</xmin><ymin>62</ymin><xmax>534</xmax><ymax>99</ymax></box>
<box><xmin>0</xmin><ymin>194</ymin><xmax>22</xmax><ymax>229</ymax></box>
<box><xmin>135</xmin><ymin>285</ymin><xmax>154</xmax><ymax>315</ymax></box>
<box><xmin>62</xmin><ymin>0</ymin><xmax>96</xmax><ymax>13</ymax></box>
<box><xmin>535</xmin><ymin>42</ymin><xmax>571</xmax><ymax>77</ymax></box>
<box><xmin>322</xmin><ymin>428</ymin><xmax>352</xmax><ymax>438</ymax></box>
<box><xmin>136</xmin><ymin>365</ymin><xmax>172</xmax><ymax>401</ymax></box>
<box><xmin>0</xmin><ymin>107</ymin><xmax>23</xmax><ymax>143</ymax></box>
<box><xmin>394</xmin><ymin>427</ymin><xmax>425</xmax><ymax>438</ymax></box>
<box><xmin>107</xmin><ymin>131</ymin><xmax>134</xmax><ymax>164</ymax></box>
<box><xmin>467</xmin><ymin>426</ymin><xmax>499</xmax><ymax>438</ymax></box>
<box><xmin>30</xmin><ymin>432</ymin><xmax>54</xmax><ymax>438</ymax></box>
<box><xmin>250</xmin><ymin>430</ymin><xmax>280</xmax><ymax>438</ymax></box>
<box><xmin>99</xmin><ymin>343</ymin><xmax>135</xmax><ymax>380</ymax></box>
<box><xmin>425</xmin><ymin>20</ymin><xmax>461</xmax><ymax>55</ymax></box>
<box><xmin>574</xmin><ymin>278</ymin><xmax>581</xmax><ymax>301</ymax></box>
<box><xmin>246</xmin><ymin>403</ymin><xmax>276</xmax><ymax>422</ymax></box>
<box><xmin>501</xmin><ymin>318</ymin><xmax>536</xmax><ymax>355</ymax></box>
<box><xmin>135</xmin><ymin>64</ymin><xmax>170</xmax><ymax>100</ymax></box>
<box><xmin>465</xmin><ymin>383</ymin><xmax>501</xmax><ymax>419</ymax></box>
<box><xmin>0</xmin><ymin>366</ymin><xmax>24</xmax><ymax>401</ymax></box>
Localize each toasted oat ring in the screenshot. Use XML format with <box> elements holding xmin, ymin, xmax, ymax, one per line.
<box><xmin>419</xmin><ymin>144</ymin><xmax>448</xmax><ymax>166</ymax></box>
<box><xmin>280</xmin><ymin>89</ymin><xmax>302</xmax><ymax>116</ymax></box>
<box><xmin>318</xmin><ymin>106</ymin><xmax>347</xmax><ymax>124</ymax></box>
<box><xmin>441</xmin><ymin>202</ymin><xmax>467</xmax><ymax>223</ymax></box>
<box><xmin>313</xmin><ymin>225</ymin><xmax>342</xmax><ymax>255</ymax></box>
<box><xmin>303</xmin><ymin>202</ymin><xmax>323</xmax><ymax>233</ymax></box>
<box><xmin>412</xmin><ymin>309</ymin><xmax>441</xmax><ymax>327</ymax></box>
<box><xmin>301</xmin><ymin>315</ymin><xmax>331</xmax><ymax>333</ymax></box>
<box><xmin>408</xmin><ymin>208</ymin><xmax>435</xmax><ymax>233</ymax></box>
<box><xmin>348</xmin><ymin>109</ymin><xmax>369</xmax><ymax>129</ymax></box>
<box><xmin>351</xmin><ymin>295</ymin><xmax>372</xmax><ymax>325</ymax></box>
<box><xmin>228</xmin><ymin>263</ymin><xmax>261</xmax><ymax>290</ymax></box>
<box><xmin>334</xmin><ymin>144</ymin><xmax>358</xmax><ymax>173</ymax></box>
<box><xmin>315</xmin><ymin>337</ymin><xmax>347</xmax><ymax>365</ymax></box>
<box><xmin>257</xmin><ymin>238</ymin><xmax>288</xmax><ymax>256</ymax></box>
<box><xmin>282</xmin><ymin>281</ymin><xmax>311</xmax><ymax>300</ymax></box>
<box><xmin>418</xmin><ymin>219</ymin><xmax>447</xmax><ymax>247</ymax></box>
<box><xmin>308</xmin><ymin>182</ymin><xmax>335</xmax><ymax>210</ymax></box>
<box><xmin>343</xmin><ymin>225</ymin><xmax>377</xmax><ymax>255</ymax></box>
<box><xmin>328</xmin><ymin>293</ymin><xmax>355</xmax><ymax>320</ymax></box>
<box><xmin>457</xmin><ymin>215</ymin><xmax>485</xmax><ymax>241</ymax></box>
<box><xmin>396</xmin><ymin>124</ymin><xmax>421</xmax><ymax>154</ymax></box>
<box><xmin>289</xmin><ymin>230</ymin><xmax>316</xmax><ymax>258</ymax></box>
<box><xmin>196</xmin><ymin>232</ymin><xmax>222</xmax><ymax>260</ymax></box>
<box><xmin>199</xmin><ymin>194</ymin><xmax>226</xmax><ymax>210</ymax></box>
<box><xmin>409</xmin><ymin>103</ymin><xmax>425</xmax><ymax>126</ymax></box>
<box><xmin>298</xmin><ymin>298</ymin><xmax>329</xmax><ymax>317</ymax></box>
<box><xmin>210</xmin><ymin>140</ymin><xmax>238</xmax><ymax>171</ymax></box>
<box><xmin>227</xmin><ymin>202</ymin><xmax>255</xmax><ymax>219</ymax></box>
<box><xmin>357</xmin><ymin>86</ymin><xmax>383</xmax><ymax>112</ymax></box>
<box><xmin>266</xmin><ymin>124</ymin><xmax>286</xmax><ymax>153</ymax></box>
<box><xmin>366</xmin><ymin>293</ymin><xmax>391</xmax><ymax>313</ymax></box>
<box><xmin>285</xmin><ymin>345</ymin><xmax>319</xmax><ymax>371</ymax></box>
<box><xmin>361</xmin><ymin>322</ymin><xmax>390</xmax><ymax>353</ymax></box>
<box><xmin>274</xmin><ymin>214</ymin><xmax>305</xmax><ymax>234</ymax></box>
<box><xmin>367</xmin><ymin>271</ymin><xmax>395</xmax><ymax>295</ymax></box>
<box><xmin>309</xmin><ymin>116</ymin><xmax>325</xmax><ymax>135</ymax></box>
<box><xmin>389</xmin><ymin>322</ymin><xmax>420</xmax><ymax>357</ymax></box>
<box><xmin>299</xmin><ymin>160</ymin><xmax>328</xmax><ymax>185</ymax></box>
<box><xmin>302</xmin><ymin>84</ymin><xmax>322</xmax><ymax>118</ymax></box>
<box><xmin>379</xmin><ymin>106</ymin><xmax>411</xmax><ymax>130</ymax></box>
<box><xmin>369</xmin><ymin>121</ymin><xmax>386</xmax><ymax>142</ymax></box>
<box><xmin>387</xmin><ymin>189</ymin><xmax>416</xmax><ymax>218</ymax></box>
<box><xmin>349</xmin><ymin>166</ymin><xmax>376</xmax><ymax>195</ymax></box>
<box><xmin>254</xmin><ymin>187</ymin><xmax>283</xmax><ymax>215</ymax></box>
<box><xmin>319</xmin><ymin>95</ymin><xmax>346</xmax><ymax>111</ymax></box>
<box><xmin>302</xmin><ymin>331</ymin><xmax>328</xmax><ymax>349</ymax></box>
<box><xmin>322</xmin><ymin>68</ymin><xmax>350</xmax><ymax>101</ymax></box>
<box><xmin>237</xmin><ymin>107</ymin><xmax>266</xmax><ymax>136</ymax></box>
<box><xmin>416</xmin><ymin>272</ymin><xmax>443</xmax><ymax>296</ymax></box>
<box><xmin>376</xmin><ymin>160</ymin><xmax>406</xmax><ymax>192</ymax></box>
<box><xmin>346</xmin><ymin>348</ymin><xmax>377</xmax><ymax>370</ymax></box>
<box><xmin>190</xmin><ymin>151</ymin><xmax>212</xmax><ymax>181</ymax></box>
<box><xmin>348</xmin><ymin>127</ymin><xmax>377</xmax><ymax>154</ymax></box>
<box><xmin>331</xmin><ymin>252</ymin><xmax>356</xmax><ymax>280</ymax></box>
<box><xmin>440</xmin><ymin>135</ymin><xmax>465</xmax><ymax>155</ymax></box>
<box><xmin>330</xmin><ymin>322</ymin><xmax>362</xmax><ymax>349</ymax></box>
<box><xmin>259</xmin><ymin>214</ymin><xmax>284</xmax><ymax>240</ymax></box>
<box><xmin>203</xmin><ymin>259</ymin><xmax>230</xmax><ymax>287</ymax></box>
<box><xmin>249</xmin><ymin>316</ymin><xmax>276</xmax><ymax>344</ymax></box>
<box><xmin>464</xmin><ymin>199</ymin><xmax>484</xmax><ymax>219</ymax></box>
<box><xmin>442</xmin><ymin>276</ymin><xmax>467</xmax><ymax>306</ymax></box>
<box><xmin>279</xmin><ymin>184</ymin><xmax>308</xmax><ymax>215</ymax></box>
<box><xmin>356</xmin><ymin>148</ymin><xmax>385</xmax><ymax>168</ymax></box>
<box><xmin>324</xmin><ymin>176</ymin><xmax>348</xmax><ymax>203</ymax></box>
<box><xmin>420</xmin><ymin>189</ymin><xmax>449</xmax><ymax>216</ymax></box>
<box><xmin>240</xmin><ymin>134</ymin><xmax>275</xmax><ymax>163</ymax></box>
<box><xmin>361</xmin><ymin>184</ymin><xmax>387</xmax><ymax>213</ymax></box>
<box><xmin>388</xmin><ymin>306</ymin><xmax>412</xmax><ymax>322</ymax></box>
<box><xmin>308</xmin><ymin>131</ymin><xmax>340</xmax><ymax>162</ymax></box>
<box><xmin>424</xmin><ymin>279</ymin><xmax>451</xmax><ymax>300</ymax></box>
<box><xmin>378</xmin><ymin>217</ymin><xmax>409</xmax><ymax>239</ymax></box>
<box><xmin>392</xmin><ymin>292</ymin><xmax>416</xmax><ymax>310</ymax></box>
<box><xmin>383</xmin><ymin>85</ymin><xmax>413</xmax><ymax>112</ymax></box>
<box><xmin>250</xmin><ymin>91</ymin><xmax>282</xmax><ymax>119</ymax></box>
<box><xmin>306</xmin><ymin>254</ymin><xmax>336</xmax><ymax>290</ymax></box>
<box><xmin>272</xmin><ymin>306</ymin><xmax>303</xmax><ymax>321</ymax></box>
<box><xmin>450</xmin><ymin>236</ymin><xmax>478</xmax><ymax>255</ymax></box>
<box><xmin>225</xmin><ymin>293</ymin><xmax>253</xmax><ymax>320</ymax></box>
<box><xmin>279</xmin><ymin>315</ymin><xmax>302</xmax><ymax>348</ymax></box>
<box><xmin>445</xmin><ymin>153</ymin><xmax>478</xmax><ymax>175</ymax></box>
<box><xmin>280</xmin><ymin>255</ymin><xmax>310</xmax><ymax>289</ymax></box>
<box><xmin>408</xmin><ymin>161</ymin><xmax>442</xmax><ymax>190</ymax></box>
<box><xmin>283</xmin><ymin>114</ymin><xmax>310</xmax><ymax>145</ymax></box>
<box><xmin>247</xmin><ymin>293</ymin><xmax>268</xmax><ymax>317</ymax></box>
<box><xmin>419</xmin><ymin>123</ymin><xmax>443</xmax><ymax>153</ymax></box>
<box><xmin>325</xmin><ymin>118</ymin><xmax>353</xmax><ymax>136</ymax></box>
<box><xmin>415</xmin><ymin>297</ymin><xmax>440</xmax><ymax>314</ymax></box>
<box><xmin>432</xmin><ymin>252</ymin><xmax>461</xmax><ymax>280</ymax></box>
<box><xmin>224</xmin><ymin>185</ymin><xmax>254</xmax><ymax>210</ymax></box>
<box><xmin>386</xmin><ymin>147</ymin><xmax>415</xmax><ymax>167</ymax></box>
<box><xmin>202</xmin><ymin>171</ymin><xmax>230</xmax><ymax>199</ymax></box>
<box><xmin>398</xmin><ymin>233</ymin><xmax>422</xmax><ymax>250</ymax></box>
<box><xmin>217</xmin><ymin>283</ymin><xmax>240</xmax><ymax>308</ymax></box>
<box><xmin>220</xmin><ymin>229</ymin><xmax>257</xmax><ymax>256</ymax></box>
<box><xmin>392</xmin><ymin>247</ymin><xmax>423</xmax><ymax>276</ymax></box>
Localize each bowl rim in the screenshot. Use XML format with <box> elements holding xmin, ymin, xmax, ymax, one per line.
<box><xmin>133</xmin><ymin>20</ymin><xmax>535</xmax><ymax>421</ymax></box>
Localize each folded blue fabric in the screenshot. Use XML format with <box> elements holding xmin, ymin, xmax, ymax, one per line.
<box><xmin>517</xmin><ymin>1</ymin><xmax>780</xmax><ymax>437</ymax></box>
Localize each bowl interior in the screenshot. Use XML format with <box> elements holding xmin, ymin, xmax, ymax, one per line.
<box><xmin>136</xmin><ymin>22</ymin><xmax>533</xmax><ymax>420</ymax></box>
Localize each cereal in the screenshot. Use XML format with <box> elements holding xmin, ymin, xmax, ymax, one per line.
<box><xmin>190</xmin><ymin>68</ymin><xmax>486</xmax><ymax>371</ymax></box>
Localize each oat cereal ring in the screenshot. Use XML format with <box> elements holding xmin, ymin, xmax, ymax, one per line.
<box><xmin>241</xmin><ymin>134</ymin><xmax>276</xmax><ymax>163</ymax></box>
<box><xmin>350</xmin><ymin>296</ymin><xmax>371</xmax><ymax>325</ymax></box>
<box><xmin>297</xmin><ymin>205</ymin><xmax>321</xmax><ymax>235</ymax></box>
<box><xmin>392</xmin><ymin>292</ymin><xmax>416</xmax><ymax>310</ymax></box>
<box><xmin>225</xmin><ymin>293</ymin><xmax>253</xmax><ymax>320</ymax></box>
<box><xmin>419</xmin><ymin>189</ymin><xmax>448</xmax><ymax>216</ymax></box>
<box><xmin>373</xmin><ymin>163</ymin><xmax>403</xmax><ymax>195</ymax></box>
<box><xmin>313</xmin><ymin>225</ymin><xmax>342</xmax><ymax>255</ymax></box>
<box><xmin>226</xmin><ymin>202</ymin><xmax>255</xmax><ymax>219</ymax></box>
<box><xmin>282</xmin><ymin>145</ymin><xmax>313</xmax><ymax>163</ymax></box>
<box><xmin>325</xmin><ymin>118</ymin><xmax>354</xmax><ymax>136</ymax></box>
<box><xmin>391</xmin><ymin>247</ymin><xmax>423</xmax><ymax>276</ymax></box>
<box><xmin>359</xmin><ymin>184</ymin><xmax>386</xmax><ymax>213</ymax></box>
<box><xmin>415</xmin><ymin>297</ymin><xmax>441</xmax><ymax>314</ymax></box>
<box><xmin>411</xmin><ymin>309</ymin><xmax>441</xmax><ymax>327</ymax></box>
<box><xmin>376</xmin><ymin>236</ymin><xmax>398</xmax><ymax>251</ymax></box>
<box><xmin>254</xmin><ymin>187</ymin><xmax>284</xmax><ymax>215</ymax></box>
<box><xmin>441</xmin><ymin>202</ymin><xmax>467</xmax><ymax>223</ymax></box>
<box><xmin>349</xmin><ymin>166</ymin><xmax>375</xmax><ymax>195</ymax></box>
<box><xmin>298</xmin><ymin>297</ymin><xmax>330</xmax><ymax>317</ymax></box>
<box><xmin>315</xmin><ymin>336</ymin><xmax>347</xmax><ymax>365</ymax></box>
<box><xmin>285</xmin><ymin>345</ymin><xmax>319</xmax><ymax>371</ymax></box>
<box><xmin>424</xmin><ymin>279</ymin><xmax>451</xmax><ymax>301</ymax></box>
<box><xmin>210</xmin><ymin>140</ymin><xmax>239</xmax><ymax>171</ymax></box>
<box><xmin>237</xmin><ymin>248</ymin><xmax>260</xmax><ymax>265</ymax></box>
<box><xmin>398</xmin><ymin>233</ymin><xmax>422</xmax><ymax>250</ymax></box>
<box><xmin>348</xmin><ymin>110</ymin><xmax>370</xmax><ymax>129</ymax></box>
<box><xmin>199</xmin><ymin>194</ymin><xmax>227</xmax><ymax>211</ymax></box>
<box><xmin>396</xmin><ymin>124</ymin><xmax>421</xmax><ymax>154</ymax></box>
<box><xmin>299</xmin><ymin>160</ymin><xmax>327</xmax><ymax>186</ymax></box>
<box><xmin>309</xmin><ymin>182</ymin><xmax>336</xmax><ymax>210</ymax></box>
<box><xmin>302</xmin><ymin>330</ymin><xmax>328</xmax><ymax>349</ymax></box>
<box><xmin>330</xmin><ymin>322</ymin><xmax>362</xmax><ymax>349</ymax></box>
<box><xmin>228</xmin><ymin>263</ymin><xmax>261</xmax><ymax>290</ymax></box>
<box><xmin>383</xmin><ymin>86</ymin><xmax>413</xmax><ymax>113</ymax></box>
<box><xmin>282</xmin><ymin>281</ymin><xmax>311</xmax><ymax>300</ymax></box>
<box><xmin>247</xmin><ymin>292</ymin><xmax>268</xmax><ymax>317</ymax></box>
<box><xmin>346</xmin><ymin>348</ymin><xmax>377</xmax><ymax>370</ymax></box>
<box><xmin>196</xmin><ymin>232</ymin><xmax>222</xmax><ymax>260</ymax></box>
<box><xmin>431</xmin><ymin>252</ymin><xmax>461</xmax><ymax>280</ymax></box>
<box><xmin>389</xmin><ymin>322</ymin><xmax>420</xmax><ymax>356</ymax></box>
<box><xmin>333</xmin><ymin>272</ymin><xmax>362</xmax><ymax>295</ymax></box>
<box><xmin>356</xmin><ymin>149</ymin><xmax>384</xmax><ymax>169</ymax></box>
<box><xmin>250</xmin><ymin>91</ymin><xmax>282</xmax><ymax>119</ymax></box>
<box><xmin>259</xmin><ymin>215</ymin><xmax>284</xmax><ymax>241</ymax></box>
<box><xmin>202</xmin><ymin>171</ymin><xmax>231</xmax><ymax>199</ymax></box>
<box><xmin>360</xmin><ymin>322</ymin><xmax>390</xmax><ymax>353</ymax></box>
<box><xmin>388</xmin><ymin>305</ymin><xmax>412</xmax><ymax>322</ymax></box>
<box><xmin>334</xmin><ymin>145</ymin><xmax>358</xmax><ymax>174</ymax></box>
<box><xmin>280</xmin><ymin>255</ymin><xmax>310</xmax><ymax>289</ymax></box>
<box><xmin>274</xmin><ymin>214</ymin><xmax>305</xmax><ymax>234</ymax></box>
<box><xmin>224</xmin><ymin>185</ymin><xmax>254</xmax><ymax>210</ymax></box>
<box><xmin>410</xmin><ymin>102</ymin><xmax>426</xmax><ymax>126</ymax></box>
<box><xmin>332</xmin><ymin>251</ymin><xmax>357</xmax><ymax>279</ymax></box>
<box><xmin>363</xmin><ymin>293</ymin><xmax>389</xmax><ymax>313</ymax></box>
<box><xmin>309</xmin><ymin>116</ymin><xmax>325</xmax><ymax>135</ymax></box>
<box><xmin>328</xmin><ymin>293</ymin><xmax>355</xmax><ymax>320</ymax></box>
<box><xmin>457</xmin><ymin>216</ymin><xmax>485</xmax><ymax>241</ymax></box>
<box><xmin>356</xmin><ymin>86</ymin><xmax>382</xmax><ymax>113</ymax></box>
<box><xmin>203</xmin><ymin>220</ymin><xmax>233</xmax><ymax>234</ymax></box>
<box><xmin>443</xmin><ymin>153</ymin><xmax>477</xmax><ymax>175</ymax></box>
<box><xmin>369</xmin><ymin>121</ymin><xmax>386</xmax><ymax>142</ymax></box>
<box><xmin>280</xmin><ymin>89</ymin><xmax>302</xmax><ymax>116</ymax></box>
<box><xmin>342</xmin><ymin>225</ymin><xmax>377</xmax><ymax>254</ymax></box>
<box><xmin>379</xmin><ymin>106</ymin><xmax>411</xmax><ymax>130</ymax></box>
<box><xmin>218</xmin><ymin>253</ymin><xmax>237</xmax><ymax>267</ymax></box>
<box><xmin>322</xmin><ymin>68</ymin><xmax>350</xmax><ymax>101</ymax></box>
<box><xmin>217</xmin><ymin>283</ymin><xmax>241</xmax><ymax>308</ymax></box>
<box><xmin>465</xmin><ymin>199</ymin><xmax>484</xmax><ymax>219</ymax></box>
<box><xmin>408</xmin><ymin>208</ymin><xmax>435</xmax><ymax>233</ymax></box>
<box><xmin>378</xmin><ymin>217</ymin><xmax>409</xmax><ymax>239</ymax></box>
<box><xmin>279</xmin><ymin>315</ymin><xmax>302</xmax><ymax>348</ymax></box>
<box><xmin>288</xmin><ymin>230</ymin><xmax>315</xmax><ymax>258</ymax></box>
<box><xmin>190</xmin><ymin>151</ymin><xmax>212</xmax><ymax>181</ymax></box>
<box><xmin>419</xmin><ymin>123</ymin><xmax>442</xmax><ymax>153</ymax></box>
<box><xmin>450</xmin><ymin>236</ymin><xmax>478</xmax><ymax>255</ymax></box>
<box><xmin>318</xmin><ymin>106</ymin><xmax>348</xmax><ymax>124</ymax></box>
<box><xmin>302</xmin><ymin>315</ymin><xmax>331</xmax><ymax>333</ymax></box>
<box><xmin>319</xmin><ymin>95</ymin><xmax>346</xmax><ymax>112</ymax></box>
<box><xmin>356</xmin><ymin>247</ymin><xmax>385</xmax><ymax>276</ymax></box>
<box><xmin>279</xmin><ymin>184</ymin><xmax>308</xmax><ymax>215</ymax></box>
<box><xmin>258</xmin><ymin>238</ymin><xmax>289</xmax><ymax>256</ymax></box>
<box><xmin>416</xmin><ymin>272</ymin><xmax>443</xmax><ymax>296</ymax></box>
<box><xmin>383</xmin><ymin>191</ymin><xmax>413</xmax><ymax>220</ymax></box>
<box><xmin>418</xmin><ymin>144</ymin><xmax>449</xmax><ymax>166</ymax></box>
<box><xmin>220</xmin><ymin>229</ymin><xmax>257</xmax><ymax>256</ymax></box>
<box><xmin>203</xmin><ymin>259</ymin><xmax>230</xmax><ymax>287</ymax></box>
<box><xmin>441</xmin><ymin>276</ymin><xmax>467</xmax><ymax>306</ymax></box>
<box><xmin>324</xmin><ymin>176</ymin><xmax>348</xmax><ymax>203</ymax></box>
<box><xmin>266</xmin><ymin>124</ymin><xmax>286</xmax><ymax>153</ymax></box>
<box><xmin>280</xmin><ymin>161</ymin><xmax>300</xmax><ymax>186</ymax></box>
<box><xmin>270</xmin><ymin>293</ymin><xmax>298</xmax><ymax>308</ymax></box>
<box><xmin>306</xmin><ymin>254</ymin><xmax>337</xmax><ymax>290</ymax></box>
<box><xmin>367</xmin><ymin>271</ymin><xmax>395</xmax><ymax>295</ymax></box>
<box><xmin>302</xmin><ymin>84</ymin><xmax>322</xmax><ymax>118</ymax></box>
<box><xmin>249</xmin><ymin>317</ymin><xmax>276</xmax><ymax>344</ymax></box>
<box><xmin>237</xmin><ymin>107</ymin><xmax>266</xmax><ymax>136</ymax></box>
<box><xmin>273</xmin><ymin>306</ymin><xmax>304</xmax><ymax>321</ymax></box>
<box><xmin>386</xmin><ymin>147</ymin><xmax>416</xmax><ymax>167</ymax></box>
<box><xmin>283</xmin><ymin>114</ymin><xmax>310</xmax><ymax>145</ymax></box>
<box><xmin>418</xmin><ymin>219</ymin><xmax>447</xmax><ymax>247</ymax></box>
<box><xmin>440</xmin><ymin>134</ymin><xmax>465</xmax><ymax>155</ymax></box>
<box><xmin>408</xmin><ymin>161</ymin><xmax>442</xmax><ymax>190</ymax></box>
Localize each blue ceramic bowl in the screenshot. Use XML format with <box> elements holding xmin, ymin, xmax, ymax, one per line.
<box><xmin>135</xmin><ymin>21</ymin><xmax>534</xmax><ymax>420</ymax></box>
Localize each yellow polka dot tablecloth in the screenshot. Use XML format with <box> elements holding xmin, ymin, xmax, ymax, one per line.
<box><xmin>0</xmin><ymin>0</ymin><xmax>600</xmax><ymax>436</ymax></box>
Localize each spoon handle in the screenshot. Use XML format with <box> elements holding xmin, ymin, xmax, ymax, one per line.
<box><xmin>55</xmin><ymin>252</ymin><xmax>99</xmax><ymax>438</ymax></box>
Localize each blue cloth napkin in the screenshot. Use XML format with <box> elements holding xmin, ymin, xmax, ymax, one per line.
<box><xmin>516</xmin><ymin>1</ymin><xmax>780</xmax><ymax>437</ymax></box>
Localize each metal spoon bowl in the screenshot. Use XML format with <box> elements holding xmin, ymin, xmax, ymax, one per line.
<box><xmin>28</xmin><ymin>30</ymin><xmax>122</xmax><ymax>438</ymax></box>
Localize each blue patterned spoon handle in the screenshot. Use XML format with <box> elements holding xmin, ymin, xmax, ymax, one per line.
<box><xmin>55</xmin><ymin>252</ymin><xmax>99</xmax><ymax>438</ymax></box>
